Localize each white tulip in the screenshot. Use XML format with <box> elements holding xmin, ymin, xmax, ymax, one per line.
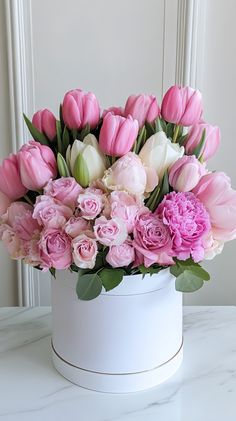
<box><xmin>139</xmin><ymin>131</ymin><xmax>184</xmax><ymax>180</ymax></box>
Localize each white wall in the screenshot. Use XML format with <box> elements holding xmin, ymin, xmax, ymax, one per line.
<box><xmin>0</xmin><ymin>0</ymin><xmax>17</xmax><ymax>306</ymax></box>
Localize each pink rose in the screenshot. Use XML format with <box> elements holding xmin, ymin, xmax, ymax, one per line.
<box><xmin>72</xmin><ymin>233</ymin><xmax>98</xmax><ymax>269</ymax></box>
<box><xmin>18</xmin><ymin>141</ymin><xmax>57</xmax><ymax>190</ymax></box>
<box><xmin>102</xmin><ymin>152</ymin><xmax>147</xmax><ymax>195</ymax></box>
<box><xmin>65</xmin><ymin>217</ymin><xmax>90</xmax><ymax>238</ymax></box>
<box><xmin>133</xmin><ymin>211</ymin><xmax>174</xmax><ymax>267</ymax></box>
<box><xmin>192</xmin><ymin>172</ymin><xmax>236</xmax><ymax>242</ymax></box>
<box><xmin>156</xmin><ymin>191</ymin><xmax>211</xmax><ymax>262</ymax></box>
<box><xmin>77</xmin><ymin>188</ymin><xmax>104</xmax><ymax>220</ymax></box>
<box><xmin>109</xmin><ymin>191</ymin><xmax>143</xmax><ymax>233</ymax></box>
<box><xmin>0</xmin><ymin>154</ymin><xmax>27</xmax><ymax>200</ymax></box>
<box><xmin>94</xmin><ymin>216</ymin><xmax>127</xmax><ymax>246</ymax></box>
<box><xmin>106</xmin><ymin>240</ymin><xmax>135</xmax><ymax>268</ymax></box>
<box><xmin>33</xmin><ymin>195</ymin><xmax>73</xmax><ymax>228</ymax></box>
<box><xmin>169</xmin><ymin>155</ymin><xmax>206</xmax><ymax>192</ymax></box>
<box><xmin>0</xmin><ymin>191</ymin><xmax>11</xmax><ymax>216</ymax></box>
<box><xmin>39</xmin><ymin>228</ymin><xmax>72</xmax><ymax>270</ymax></box>
<box><xmin>7</xmin><ymin>202</ymin><xmax>40</xmax><ymax>240</ymax></box>
<box><xmin>44</xmin><ymin>177</ymin><xmax>82</xmax><ymax>210</ymax></box>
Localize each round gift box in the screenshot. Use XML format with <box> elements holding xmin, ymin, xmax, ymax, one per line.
<box><xmin>51</xmin><ymin>269</ymin><xmax>183</xmax><ymax>393</ymax></box>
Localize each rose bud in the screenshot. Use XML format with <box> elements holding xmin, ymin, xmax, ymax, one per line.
<box><xmin>124</xmin><ymin>94</ymin><xmax>160</xmax><ymax>127</ymax></box>
<box><xmin>32</xmin><ymin>109</ymin><xmax>57</xmax><ymax>141</ymax></box>
<box><xmin>62</xmin><ymin>89</ymin><xmax>100</xmax><ymax>130</ymax></box>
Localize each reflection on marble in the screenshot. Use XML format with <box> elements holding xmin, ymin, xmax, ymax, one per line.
<box><xmin>0</xmin><ymin>306</ymin><xmax>236</xmax><ymax>420</ymax></box>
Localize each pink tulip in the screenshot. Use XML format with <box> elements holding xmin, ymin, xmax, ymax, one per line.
<box><xmin>0</xmin><ymin>191</ymin><xmax>11</xmax><ymax>216</ymax></box>
<box><xmin>32</xmin><ymin>109</ymin><xmax>57</xmax><ymax>141</ymax></box>
<box><xmin>161</xmin><ymin>85</ymin><xmax>202</xmax><ymax>126</ymax></box>
<box><xmin>192</xmin><ymin>172</ymin><xmax>236</xmax><ymax>242</ymax></box>
<box><xmin>0</xmin><ymin>154</ymin><xmax>27</xmax><ymax>200</ymax></box>
<box><xmin>62</xmin><ymin>89</ymin><xmax>100</xmax><ymax>130</ymax></box>
<box><xmin>169</xmin><ymin>155</ymin><xmax>206</xmax><ymax>192</ymax></box>
<box><xmin>102</xmin><ymin>106</ymin><xmax>124</xmax><ymax>118</ymax></box>
<box><xmin>185</xmin><ymin>123</ymin><xmax>220</xmax><ymax>161</ymax></box>
<box><xmin>124</xmin><ymin>94</ymin><xmax>160</xmax><ymax>127</ymax></box>
<box><xmin>18</xmin><ymin>141</ymin><xmax>57</xmax><ymax>190</ymax></box>
<box><xmin>99</xmin><ymin>113</ymin><xmax>139</xmax><ymax>156</ymax></box>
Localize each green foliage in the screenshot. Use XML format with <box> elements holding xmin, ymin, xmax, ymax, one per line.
<box><xmin>57</xmin><ymin>153</ymin><xmax>70</xmax><ymax>177</ymax></box>
<box><xmin>23</xmin><ymin>114</ymin><xmax>49</xmax><ymax>145</ymax></box>
<box><xmin>49</xmin><ymin>268</ymin><xmax>56</xmax><ymax>278</ymax></box>
<box><xmin>80</xmin><ymin>124</ymin><xmax>91</xmax><ymax>141</ymax></box>
<box><xmin>76</xmin><ymin>273</ymin><xmax>103</xmax><ymax>301</ymax></box>
<box><xmin>99</xmin><ymin>268</ymin><xmax>125</xmax><ymax>291</ymax></box>
<box><xmin>73</xmin><ymin>153</ymin><xmax>89</xmax><ymax>187</ymax></box>
<box><xmin>170</xmin><ymin>258</ymin><xmax>210</xmax><ymax>293</ymax></box>
<box><xmin>138</xmin><ymin>265</ymin><xmax>163</xmax><ymax>278</ymax></box>
<box><xmin>56</xmin><ymin>120</ymin><xmax>62</xmax><ymax>153</ymax></box>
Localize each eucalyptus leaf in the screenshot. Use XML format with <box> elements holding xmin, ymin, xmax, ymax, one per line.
<box><xmin>76</xmin><ymin>273</ymin><xmax>102</xmax><ymax>300</ymax></box>
<box><xmin>175</xmin><ymin>270</ymin><xmax>204</xmax><ymax>292</ymax></box>
<box><xmin>99</xmin><ymin>268</ymin><xmax>125</xmax><ymax>292</ymax></box>
<box><xmin>139</xmin><ymin>265</ymin><xmax>162</xmax><ymax>279</ymax></box>
<box><xmin>23</xmin><ymin>114</ymin><xmax>49</xmax><ymax>145</ymax></box>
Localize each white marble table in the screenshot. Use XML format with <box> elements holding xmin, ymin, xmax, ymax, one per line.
<box><xmin>0</xmin><ymin>307</ymin><xmax>236</xmax><ymax>421</ymax></box>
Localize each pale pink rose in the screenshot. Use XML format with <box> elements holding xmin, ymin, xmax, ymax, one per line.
<box><xmin>1</xmin><ymin>228</ymin><xmax>24</xmax><ymax>260</ymax></box>
<box><xmin>192</xmin><ymin>172</ymin><xmax>236</xmax><ymax>242</ymax></box>
<box><xmin>65</xmin><ymin>217</ymin><xmax>90</xmax><ymax>238</ymax></box>
<box><xmin>133</xmin><ymin>210</ymin><xmax>174</xmax><ymax>267</ymax></box>
<box><xmin>44</xmin><ymin>177</ymin><xmax>83</xmax><ymax>210</ymax></box>
<box><xmin>0</xmin><ymin>191</ymin><xmax>11</xmax><ymax>216</ymax></box>
<box><xmin>33</xmin><ymin>195</ymin><xmax>73</xmax><ymax>228</ymax></box>
<box><xmin>72</xmin><ymin>234</ymin><xmax>98</xmax><ymax>269</ymax></box>
<box><xmin>94</xmin><ymin>216</ymin><xmax>127</xmax><ymax>246</ymax></box>
<box><xmin>39</xmin><ymin>228</ymin><xmax>72</xmax><ymax>270</ymax></box>
<box><xmin>102</xmin><ymin>152</ymin><xmax>147</xmax><ymax>195</ymax></box>
<box><xmin>77</xmin><ymin>188</ymin><xmax>104</xmax><ymax>220</ymax></box>
<box><xmin>109</xmin><ymin>191</ymin><xmax>143</xmax><ymax>234</ymax></box>
<box><xmin>106</xmin><ymin>240</ymin><xmax>135</xmax><ymax>268</ymax></box>
<box><xmin>7</xmin><ymin>202</ymin><xmax>40</xmax><ymax>241</ymax></box>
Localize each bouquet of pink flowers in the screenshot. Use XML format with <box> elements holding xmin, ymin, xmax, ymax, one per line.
<box><xmin>1</xmin><ymin>86</ymin><xmax>236</xmax><ymax>300</ymax></box>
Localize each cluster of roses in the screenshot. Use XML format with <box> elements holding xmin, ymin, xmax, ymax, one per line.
<box><xmin>0</xmin><ymin>85</ymin><xmax>236</xmax><ymax>277</ymax></box>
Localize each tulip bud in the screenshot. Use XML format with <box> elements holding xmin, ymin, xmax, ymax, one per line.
<box><xmin>161</xmin><ymin>85</ymin><xmax>202</xmax><ymax>126</ymax></box>
<box><xmin>32</xmin><ymin>109</ymin><xmax>57</xmax><ymax>141</ymax></box>
<box><xmin>102</xmin><ymin>106</ymin><xmax>124</xmax><ymax>118</ymax></box>
<box><xmin>99</xmin><ymin>113</ymin><xmax>139</xmax><ymax>156</ymax></box>
<box><xmin>57</xmin><ymin>153</ymin><xmax>70</xmax><ymax>177</ymax></box>
<box><xmin>18</xmin><ymin>141</ymin><xmax>57</xmax><ymax>190</ymax></box>
<box><xmin>139</xmin><ymin>131</ymin><xmax>184</xmax><ymax>180</ymax></box>
<box><xmin>169</xmin><ymin>155</ymin><xmax>206</xmax><ymax>192</ymax></box>
<box><xmin>185</xmin><ymin>123</ymin><xmax>220</xmax><ymax>161</ymax></box>
<box><xmin>124</xmin><ymin>94</ymin><xmax>160</xmax><ymax>128</ymax></box>
<box><xmin>0</xmin><ymin>154</ymin><xmax>27</xmax><ymax>200</ymax></box>
<box><xmin>62</xmin><ymin>89</ymin><xmax>100</xmax><ymax>130</ymax></box>
<box><xmin>73</xmin><ymin>154</ymin><xmax>89</xmax><ymax>188</ymax></box>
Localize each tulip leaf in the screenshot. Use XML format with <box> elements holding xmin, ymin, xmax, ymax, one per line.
<box><xmin>146</xmin><ymin>185</ymin><xmax>160</xmax><ymax>211</ymax></box>
<box><xmin>166</xmin><ymin>122</ymin><xmax>175</xmax><ymax>138</ymax></box>
<box><xmin>59</xmin><ymin>103</ymin><xmax>65</xmax><ymax>130</ymax></box>
<box><xmin>80</xmin><ymin>124</ymin><xmax>91</xmax><ymax>141</ymax></box>
<box><xmin>156</xmin><ymin>170</ymin><xmax>169</xmax><ymax>204</ymax></box>
<box><xmin>73</xmin><ymin>153</ymin><xmax>89</xmax><ymax>187</ymax></box>
<box><xmin>57</xmin><ymin>153</ymin><xmax>70</xmax><ymax>177</ymax></box>
<box><xmin>23</xmin><ymin>114</ymin><xmax>49</xmax><ymax>145</ymax></box>
<box><xmin>154</xmin><ymin>118</ymin><xmax>165</xmax><ymax>133</ymax></box>
<box><xmin>134</xmin><ymin>126</ymin><xmax>146</xmax><ymax>153</ymax></box>
<box><xmin>145</xmin><ymin>122</ymin><xmax>155</xmax><ymax>138</ymax></box>
<box><xmin>62</xmin><ymin>126</ymin><xmax>70</xmax><ymax>154</ymax></box>
<box><xmin>56</xmin><ymin>120</ymin><xmax>62</xmax><ymax>153</ymax></box>
<box><xmin>99</xmin><ymin>268</ymin><xmax>125</xmax><ymax>292</ymax></box>
<box><xmin>192</xmin><ymin>128</ymin><xmax>206</xmax><ymax>159</ymax></box>
<box><xmin>76</xmin><ymin>273</ymin><xmax>102</xmax><ymax>301</ymax></box>
<box><xmin>178</xmin><ymin>134</ymin><xmax>188</xmax><ymax>146</ymax></box>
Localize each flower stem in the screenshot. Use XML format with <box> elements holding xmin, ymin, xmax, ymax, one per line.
<box><xmin>172</xmin><ymin>125</ymin><xmax>180</xmax><ymax>143</ymax></box>
<box><xmin>24</xmin><ymin>195</ymin><xmax>34</xmax><ymax>206</ymax></box>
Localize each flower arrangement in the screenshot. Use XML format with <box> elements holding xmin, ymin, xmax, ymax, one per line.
<box><xmin>1</xmin><ymin>86</ymin><xmax>236</xmax><ymax>300</ymax></box>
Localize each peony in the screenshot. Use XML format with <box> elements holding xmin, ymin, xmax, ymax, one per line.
<box><xmin>106</xmin><ymin>240</ymin><xmax>135</xmax><ymax>268</ymax></box>
<box><xmin>33</xmin><ymin>195</ymin><xmax>73</xmax><ymax>228</ymax></box>
<box><xmin>72</xmin><ymin>233</ymin><xmax>98</xmax><ymax>269</ymax></box>
<box><xmin>109</xmin><ymin>191</ymin><xmax>143</xmax><ymax>234</ymax></box>
<box><xmin>156</xmin><ymin>191</ymin><xmax>211</xmax><ymax>262</ymax></box>
<box><xmin>94</xmin><ymin>216</ymin><xmax>127</xmax><ymax>246</ymax></box>
<box><xmin>139</xmin><ymin>131</ymin><xmax>184</xmax><ymax>180</ymax></box>
<box><xmin>7</xmin><ymin>202</ymin><xmax>40</xmax><ymax>241</ymax></box>
<box><xmin>64</xmin><ymin>217</ymin><xmax>90</xmax><ymax>238</ymax></box>
<box><xmin>133</xmin><ymin>210</ymin><xmax>174</xmax><ymax>267</ymax></box>
<box><xmin>39</xmin><ymin>228</ymin><xmax>72</xmax><ymax>270</ymax></box>
<box><xmin>44</xmin><ymin>177</ymin><xmax>82</xmax><ymax>210</ymax></box>
<box><xmin>77</xmin><ymin>188</ymin><xmax>104</xmax><ymax>220</ymax></box>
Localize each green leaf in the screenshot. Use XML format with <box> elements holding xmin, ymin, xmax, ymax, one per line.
<box><xmin>175</xmin><ymin>270</ymin><xmax>204</xmax><ymax>292</ymax></box>
<box><xmin>56</xmin><ymin>120</ymin><xmax>62</xmax><ymax>153</ymax></box>
<box><xmin>49</xmin><ymin>267</ymin><xmax>56</xmax><ymax>278</ymax></box>
<box><xmin>145</xmin><ymin>122</ymin><xmax>155</xmax><ymax>138</ymax></box>
<box><xmin>139</xmin><ymin>265</ymin><xmax>162</xmax><ymax>278</ymax></box>
<box><xmin>178</xmin><ymin>134</ymin><xmax>188</xmax><ymax>146</ymax></box>
<box><xmin>59</xmin><ymin>103</ymin><xmax>65</xmax><ymax>130</ymax></box>
<box><xmin>62</xmin><ymin>126</ymin><xmax>70</xmax><ymax>154</ymax></box>
<box><xmin>57</xmin><ymin>153</ymin><xmax>70</xmax><ymax>177</ymax></box>
<box><xmin>99</xmin><ymin>268</ymin><xmax>125</xmax><ymax>292</ymax></box>
<box><xmin>134</xmin><ymin>126</ymin><xmax>147</xmax><ymax>153</ymax></box>
<box><xmin>166</xmin><ymin>122</ymin><xmax>175</xmax><ymax>138</ymax></box>
<box><xmin>170</xmin><ymin>264</ymin><xmax>183</xmax><ymax>278</ymax></box>
<box><xmin>146</xmin><ymin>185</ymin><xmax>160</xmax><ymax>211</ymax></box>
<box><xmin>73</xmin><ymin>153</ymin><xmax>89</xmax><ymax>187</ymax></box>
<box><xmin>80</xmin><ymin>124</ymin><xmax>91</xmax><ymax>141</ymax></box>
<box><xmin>23</xmin><ymin>114</ymin><xmax>49</xmax><ymax>145</ymax></box>
<box><xmin>154</xmin><ymin>118</ymin><xmax>163</xmax><ymax>133</ymax></box>
<box><xmin>192</xmin><ymin>128</ymin><xmax>206</xmax><ymax>159</ymax></box>
<box><xmin>76</xmin><ymin>273</ymin><xmax>102</xmax><ymax>300</ymax></box>
<box><xmin>156</xmin><ymin>170</ymin><xmax>169</xmax><ymax>204</ymax></box>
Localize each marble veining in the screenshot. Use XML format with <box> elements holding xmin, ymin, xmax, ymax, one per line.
<box><xmin>0</xmin><ymin>306</ymin><xmax>236</xmax><ymax>421</ymax></box>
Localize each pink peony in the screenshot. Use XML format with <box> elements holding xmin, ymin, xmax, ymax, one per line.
<box><xmin>33</xmin><ymin>195</ymin><xmax>73</xmax><ymax>228</ymax></box>
<box><xmin>44</xmin><ymin>177</ymin><xmax>82</xmax><ymax>210</ymax></box>
<box><xmin>156</xmin><ymin>191</ymin><xmax>211</xmax><ymax>262</ymax></box>
<box><xmin>94</xmin><ymin>216</ymin><xmax>127</xmax><ymax>246</ymax></box>
<box><xmin>64</xmin><ymin>217</ymin><xmax>90</xmax><ymax>238</ymax></box>
<box><xmin>39</xmin><ymin>228</ymin><xmax>72</xmax><ymax>270</ymax></box>
<box><xmin>77</xmin><ymin>188</ymin><xmax>104</xmax><ymax>220</ymax></box>
<box><xmin>106</xmin><ymin>240</ymin><xmax>135</xmax><ymax>268</ymax></box>
<box><xmin>72</xmin><ymin>233</ymin><xmax>98</xmax><ymax>269</ymax></box>
<box><xmin>133</xmin><ymin>210</ymin><xmax>174</xmax><ymax>267</ymax></box>
<box><xmin>109</xmin><ymin>191</ymin><xmax>143</xmax><ymax>234</ymax></box>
